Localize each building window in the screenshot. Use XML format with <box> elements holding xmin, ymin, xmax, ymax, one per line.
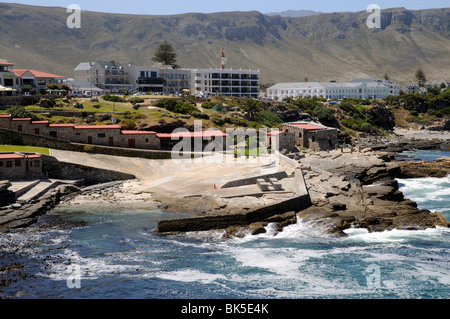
<box><xmin>34</xmin><ymin>161</ymin><xmax>40</xmax><ymax>167</ymax></box>
<box><xmin>35</xmin><ymin>128</ymin><xmax>40</xmax><ymax>135</ymax></box>
<box><xmin>98</xmin><ymin>133</ymin><xmax>106</xmax><ymax>138</ymax></box>
<box><xmin>6</xmin><ymin>161</ymin><xmax>12</xmax><ymax>168</ymax></box>
<box><xmin>18</xmin><ymin>125</ymin><xmax>23</xmax><ymax>132</ymax></box>
<box><xmin>15</xmin><ymin>160</ymin><xmax>21</xmax><ymax>167</ymax></box>
<box><xmin>0</xmin><ymin>161</ymin><xmax>3</xmax><ymax>167</ymax></box>
<box><xmin>312</xmin><ymin>136</ymin><xmax>316</xmax><ymax>143</ymax></box>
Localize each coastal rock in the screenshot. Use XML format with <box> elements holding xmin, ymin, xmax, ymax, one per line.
<box><xmin>0</xmin><ymin>184</ymin><xmax>81</xmax><ymax>233</ymax></box>
<box><xmin>396</xmin><ymin>159</ymin><xmax>450</xmax><ymax>178</ymax></box>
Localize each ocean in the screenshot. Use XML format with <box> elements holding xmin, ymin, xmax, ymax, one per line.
<box><xmin>0</xmin><ymin>150</ymin><xmax>449</xmax><ymax>300</ymax></box>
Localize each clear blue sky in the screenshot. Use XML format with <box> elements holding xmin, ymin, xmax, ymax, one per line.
<box><xmin>2</xmin><ymin>0</ymin><xmax>448</xmax><ymax>15</ymax></box>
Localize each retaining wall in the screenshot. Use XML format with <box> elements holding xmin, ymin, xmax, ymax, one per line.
<box><xmin>156</xmin><ymin>193</ymin><xmax>312</xmax><ymax>234</ymax></box>
<box><xmin>41</xmin><ymin>154</ymin><xmax>136</xmax><ymax>185</ymax></box>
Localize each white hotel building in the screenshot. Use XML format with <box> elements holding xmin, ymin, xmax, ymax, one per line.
<box><xmin>267</xmin><ymin>78</ymin><xmax>400</xmax><ymax>100</ymax></box>
<box><xmin>191</xmin><ymin>68</ymin><xmax>260</xmax><ymax>98</ymax></box>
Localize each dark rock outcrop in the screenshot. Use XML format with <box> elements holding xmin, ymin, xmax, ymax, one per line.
<box><xmin>0</xmin><ymin>181</ymin><xmax>14</xmax><ymax>206</ymax></box>
<box><xmin>0</xmin><ymin>184</ymin><xmax>80</xmax><ymax>233</ymax></box>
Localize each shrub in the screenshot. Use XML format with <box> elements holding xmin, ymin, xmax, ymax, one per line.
<box><xmin>359</xmin><ymin>122</ymin><xmax>375</xmax><ymax>133</ymax></box>
<box><xmin>157</xmin><ymin>99</ymin><xmax>199</xmax><ymax>114</ymax></box>
<box><xmin>201</xmin><ymin>102</ymin><xmax>216</xmax><ymax>109</ymax></box>
<box><xmin>409</xmin><ymin>110</ymin><xmax>419</xmax><ymax>116</ymax></box>
<box><xmin>313</xmin><ymin>106</ymin><xmax>338</xmax><ymax>127</ymax></box>
<box><xmin>46</xmin><ymin>97</ymin><xmax>56</xmax><ymax>108</ymax></box>
<box><xmin>191</xmin><ymin>112</ymin><xmax>209</xmax><ymax>119</ymax></box>
<box><xmin>103</xmin><ymin>94</ymin><xmax>126</xmax><ymax>103</ymax></box>
<box><xmin>128</xmin><ymin>97</ymin><xmax>145</xmax><ymax>104</ymax></box>
<box><xmin>7</xmin><ymin>105</ymin><xmax>42</xmax><ymax>121</ymax></box>
<box><xmin>211</xmin><ymin>117</ymin><xmax>225</xmax><ymax>126</ymax></box>
<box><xmin>254</xmin><ymin>110</ymin><xmax>283</xmax><ymax>128</ymax></box>
<box><xmin>83</xmin><ymin>145</ymin><xmax>95</xmax><ymax>153</ymax></box>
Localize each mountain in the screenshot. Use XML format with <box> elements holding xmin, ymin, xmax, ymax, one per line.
<box><xmin>0</xmin><ymin>3</ymin><xmax>449</xmax><ymax>85</ymax></box>
<box><xmin>265</xmin><ymin>10</ymin><xmax>319</xmax><ymax>17</ymax></box>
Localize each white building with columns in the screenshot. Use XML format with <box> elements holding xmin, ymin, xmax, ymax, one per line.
<box><xmin>266</xmin><ymin>78</ymin><xmax>400</xmax><ymax>100</ymax></box>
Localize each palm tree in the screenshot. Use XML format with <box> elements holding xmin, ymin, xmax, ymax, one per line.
<box><xmin>241</xmin><ymin>98</ymin><xmax>263</xmax><ymax>121</ymax></box>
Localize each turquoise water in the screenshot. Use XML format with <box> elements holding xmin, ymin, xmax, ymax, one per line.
<box><xmin>401</xmin><ymin>150</ymin><xmax>450</xmax><ymax>162</ymax></box>
<box><xmin>0</xmin><ymin>150</ymin><xmax>449</xmax><ymax>299</ymax></box>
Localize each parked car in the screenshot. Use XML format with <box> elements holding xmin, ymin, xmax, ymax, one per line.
<box><xmin>133</xmin><ymin>92</ymin><xmax>146</xmax><ymax>96</ymax></box>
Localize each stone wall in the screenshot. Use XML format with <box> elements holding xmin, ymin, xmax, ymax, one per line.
<box><xmin>0</xmin><ymin>154</ymin><xmax>44</xmax><ymax>180</ymax></box>
<box><xmin>307</xmin><ymin>129</ymin><xmax>339</xmax><ymax>151</ymax></box>
<box><xmin>71</xmin><ymin>127</ymin><xmax>122</xmax><ymax>146</ymax></box>
<box><xmin>0</xmin><ymin>128</ymin><xmax>172</xmax><ymax>159</ymax></box>
<box><xmin>156</xmin><ymin>193</ymin><xmax>312</xmax><ymax>234</ymax></box>
<box><xmin>41</xmin><ymin>154</ymin><xmax>136</xmax><ymax>185</ymax></box>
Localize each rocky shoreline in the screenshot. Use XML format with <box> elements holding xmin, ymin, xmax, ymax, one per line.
<box><xmin>0</xmin><ymin>184</ymin><xmax>81</xmax><ymax>233</ymax></box>
<box><xmin>0</xmin><ymin>133</ymin><xmax>449</xmax><ymax>238</ymax></box>
<box><xmin>153</xmin><ymin>144</ymin><xmax>449</xmax><ymax>238</ymax></box>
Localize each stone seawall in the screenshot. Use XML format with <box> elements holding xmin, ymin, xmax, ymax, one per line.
<box><xmin>41</xmin><ymin>154</ymin><xmax>136</xmax><ymax>185</ymax></box>
<box><xmin>156</xmin><ymin>193</ymin><xmax>312</xmax><ymax>234</ymax></box>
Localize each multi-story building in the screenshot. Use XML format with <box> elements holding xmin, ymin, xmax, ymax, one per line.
<box><xmin>13</xmin><ymin>69</ymin><xmax>66</xmax><ymax>95</ymax></box>
<box><xmin>1</xmin><ymin>59</ymin><xmax>66</xmax><ymax>95</ymax></box>
<box><xmin>126</xmin><ymin>65</ymin><xmax>164</xmax><ymax>94</ymax></box>
<box><xmin>74</xmin><ymin>61</ymin><xmax>260</xmax><ymax>98</ymax></box>
<box><xmin>192</xmin><ymin>68</ymin><xmax>260</xmax><ymax>98</ymax></box>
<box><xmin>157</xmin><ymin>64</ymin><xmax>192</xmax><ymax>96</ymax></box>
<box><xmin>0</xmin><ymin>60</ymin><xmax>18</xmax><ymax>93</ymax></box>
<box><xmin>74</xmin><ymin>61</ymin><xmax>132</xmax><ymax>94</ymax></box>
<box><xmin>267</xmin><ymin>78</ymin><xmax>400</xmax><ymax>101</ymax></box>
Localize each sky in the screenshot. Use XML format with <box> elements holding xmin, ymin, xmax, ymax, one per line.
<box><xmin>2</xmin><ymin>0</ymin><xmax>449</xmax><ymax>15</ymax></box>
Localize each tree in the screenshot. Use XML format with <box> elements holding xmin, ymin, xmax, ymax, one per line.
<box><xmin>241</xmin><ymin>98</ymin><xmax>263</xmax><ymax>121</ymax></box>
<box><xmin>7</xmin><ymin>105</ymin><xmax>42</xmax><ymax>121</ymax></box>
<box><xmin>152</xmin><ymin>40</ymin><xmax>179</xmax><ymax>68</ymax></box>
<box><xmin>415</xmin><ymin>68</ymin><xmax>427</xmax><ymax>87</ymax></box>
<box><xmin>427</xmin><ymin>86</ymin><xmax>440</xmax><ymax>95</ymax></box>
<box><xmin>440</xmin><ymin>82</ymin><xmax>447</xmax><ymax>90</ymax></box>
<box><xmin>383</xmin><ymin>72</ymin><xmax>390</xmax><ymax>81</ymax></box>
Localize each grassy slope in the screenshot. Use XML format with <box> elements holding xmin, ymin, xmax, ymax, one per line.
<box><xmin>0</xmin><ymin>145</ymin><xmax>50</xmax><ymax>155</ymax></box>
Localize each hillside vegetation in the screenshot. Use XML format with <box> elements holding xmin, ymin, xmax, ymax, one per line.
<box><xmin>2</xmin><ymin>89</ymin><xmax>448</xmax><ymax>141</ymax></box>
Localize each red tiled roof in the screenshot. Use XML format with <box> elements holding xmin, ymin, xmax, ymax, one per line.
<box><xmin>0</xmin><ymin>60</ymin><xmax>14</xmax><ymax>66</ymax></box>
<box><xmin>157</xmin><ymin>131</ymin><xmax>227</xmax><ymax>139</ymax></box>
<box><xmin>13</xmin><ymin>69</ymin><xmax>66</xmax><ymax>79</ymax></box>
<box><xmin>25</xmin><ymin>154</ymin><xmax>42</xmax><ymax>159</ymax></box>
<box><xmin>49</xmin><ymin>124</ymin><xmax>75</xmax><ymax>127</ymax></box>
<box><xmin>121</xmin><ymin>130</ymin><xmax>157</xmax><ymax>135</ymax></box>
<box><xmin>0</xmin><ymin>153</ymin><xmax>23</xmax><ymax>160</ymax></box>
<box><xmin>11</xmin><ymin>118</ymin><xmax>31</xmax><ymax>121</ymax></box>
<box><xmin>0</xmin><ymin>114</ymin><xmax>11</xmax><ymax>118</ymax></box>
<box><xmin>0</xmin><ymin>153</ymin><xmax>41</xmax><ymax>160</ymax></box>
<box><xmin>74</xmin><ymin>125</ymin><xmax>122</xmax><ymax>130</ymax></box>
<box><xmin>267</xmin><ymin>130</ymin><xmax>285</xmax><ymax>136</ymax></box>
<box><xmin>291</xmin><ymin>123</ymin><xmax>327</xmax><ymax>131</ymax></box>
<box><xmin>31</xmin><ymin>121</ymin><xmax>49</xmax><ymax>124</ymax></box>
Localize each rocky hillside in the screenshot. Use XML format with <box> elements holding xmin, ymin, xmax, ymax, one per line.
<box><xmin>0</xmin><ymin>3</ymin><xmax>448</xmax><ymax>84</ymax></box>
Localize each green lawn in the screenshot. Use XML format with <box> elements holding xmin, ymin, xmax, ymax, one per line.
<box><xmin>0</xmin><ymin>145</ymin><xmax>50</xmax><ymax>155</ymax></box>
